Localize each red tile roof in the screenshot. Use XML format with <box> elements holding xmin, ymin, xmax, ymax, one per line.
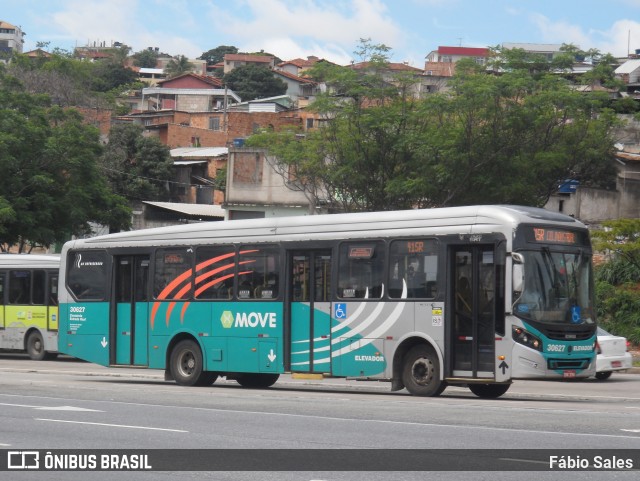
<box><xmin>423</xmin><ymin>62</ymin><xmax>456</xmax><ymax>77</ymax></box>
<box><xmin>273</xmin><ymin>69</ymin><xmax>317</xmax><ymax>84</ymax></box>
<box><xmin>157</xmin><ymin>72</ymin><xmax>222</xmax><ymax>88</ymax></box>
<box><xmin>438</xmin><ymin>46</ymin><xmax>489</xmax><ymax>57</ymax></box>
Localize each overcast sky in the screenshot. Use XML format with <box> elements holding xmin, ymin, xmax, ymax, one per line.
<box><xmin>5</xmin><ymin>0</ymin><xmax>640</xmax><ymax>66</ymax></box>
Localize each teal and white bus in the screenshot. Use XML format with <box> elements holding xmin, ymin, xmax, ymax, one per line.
<box><xmin>57</xmin><ymin>205</ymin><xmax>596</xmax><ymax>398</ymax></box>
<box><xmin>0</xmin><ymin>254</ymin><xmax>61</xmax><ymax>360</ymax></box>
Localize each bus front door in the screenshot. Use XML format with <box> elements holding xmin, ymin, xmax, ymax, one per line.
<box><xmin>451</xmin><ymin>246</ymin><xmax>496</xmax><ymax>378</ymax></box>
<box><xmin>112</xmin><ymin>256</ymin><xmax>150</xmax><ymax>366</ymax></box>
<box><xmin>288</xmin><ymin>250</ymin><xmax>332</xmax><ymax>374</ymax></box>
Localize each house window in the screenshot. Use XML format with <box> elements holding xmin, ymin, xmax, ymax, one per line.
<box><xmin>191</xmin><ymin>136</ymin><xmax>201</xmax><ymax>147</ymax></box>
<box><xmin>475</xmin><ymin>57</ymin><xmax>485</xmax><ymax>65</ymax></box>
<box><xmin>306</xmin><ymin>118</ymin><xmax>314</xmax><ymax>129</ymax></box>
<box><xmin>441</xmin><ymin>55</ymin><xmax>453</xmax><ymax>63</ymax></box>
<box><xmin>209</xmin><ymin>117</ymin><xmax>220</xmax><ymax>130</ymax></box>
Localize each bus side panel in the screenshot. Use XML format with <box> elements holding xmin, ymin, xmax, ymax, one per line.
<box><xmin>330</xmin><ymin>301</ymin><xmax>391</xmax><ymax>377</ymax></box>
<box><xmin>59</xmin><ymin>302</ymin><xmax>110</xmax><ymax>366</ymax></box>
<box><xmin>212</xmin><ymin>302</ymin><xmax>283</xmax><ymax>374</ymax></box>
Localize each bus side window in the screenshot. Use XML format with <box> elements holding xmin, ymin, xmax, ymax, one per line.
<box><xmin>9</xmin><ymin>270</ymin><xmax>31</xmax><ymax>304</ymax></box>
<box><xmin>388</xmin><ymin>240</ymin><xmax>438</xmax><ymax>299</ymax></box>
<box><xmin>49</xmin><ymin>276</ymin><xmax>59</xmax><ymax>306</ymax></box>
<box><xmin>194</xmin><ymin>246</ymin><xmax>236</xmax><ymax>300</ymax></box>
<box><xmin>32</xmin><ymin>270</ymin><xmax>45</xmax><ymax>305</ymax></box>
<box><xmin>238</xmin><ymin>245</ymin><xmax>279</xmax><ymax>300</ymax></box>
<box><xmin>337</xmin><ymin>242</ymin><xmax>384</xmax><ymax>299</ymax></box>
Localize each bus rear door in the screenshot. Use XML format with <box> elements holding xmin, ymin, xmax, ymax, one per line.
<box><xmin>112</xmin><ymin>256</ymin><xmax>150</xmax><ymax>366</ymax></box>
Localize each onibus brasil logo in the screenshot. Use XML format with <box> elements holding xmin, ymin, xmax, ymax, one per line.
<box><xmin>220</xmin><ymin>310</ymin><xmax>277</xmax><ymax>329</ymax></box>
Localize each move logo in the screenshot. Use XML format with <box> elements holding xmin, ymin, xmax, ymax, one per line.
<box><xmin>220</xmin><ymin>310</ymin><xmax>277</xmax><ymax>329</ymax></box>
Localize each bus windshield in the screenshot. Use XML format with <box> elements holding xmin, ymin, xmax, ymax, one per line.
<box><xmin>514</xmin><ymin>249</ymin><xmax>594</xmax><ymax>325</ymax></box>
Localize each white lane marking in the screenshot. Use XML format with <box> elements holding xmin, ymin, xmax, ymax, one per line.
<box><xmin>35</xmin><ymin>418</ymin><xmax>187</xmax><ymax>433</ymax></box>
<box><xmin>621</xmin><ymin>429</ymin><xmax>640</xmax><ymax>433</ymax></box>
<box><xmin>0</xmin><ymin>402</ymin><xmax>102</xmax><ymax>412</ymax></box>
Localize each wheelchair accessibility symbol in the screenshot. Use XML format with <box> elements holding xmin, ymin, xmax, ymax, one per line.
<box><xmin>335</xmin><ymin>303</ymin><xmax>347</xmax><ymax>319</ymax></box>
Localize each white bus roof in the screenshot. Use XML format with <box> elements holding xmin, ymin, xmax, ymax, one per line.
<box><xmin>62</xmin><ymin>206</ymin><xmax>584</xmax><ymax>250</ymax></box>
<box><xmin>0</xmin><ymin>254</ymin><xmax>61</xmax><ymax>269</ymax></box>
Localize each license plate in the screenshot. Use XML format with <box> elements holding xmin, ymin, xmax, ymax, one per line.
<box><xmin>563</xmin><ymin>370</ymin><xmax>576</xmax><ymax>378</ymax></box>
<box><xmin>611</xmin><ymin>361</ymin><xmax>622</xmax><ymax>368</ymax></box>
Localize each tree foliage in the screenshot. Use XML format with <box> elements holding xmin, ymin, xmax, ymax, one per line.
<box><xmin>222</xmin><ymin>64</ymin><xmax>287</xmax><ymax>101</ymax></box>
<box><xmin>199</xmin><ymin>45</ymin><xmax>238</xmax><ymax>65</ymax></box>
<box><xmin>248</xmin><ymin>39</ymin><xmax>618</xmax><ymax>212</ymax></box>
<box><xmin>592</xmin><ymin>219</ymin><xmax>640</xmax><ymax>343</ymax></box>
<box><xmin>164</xmin><ymin>55</ymin><xmax>195</xmax><ymax>79</ymax></box>
<box><xmin>131</xmin><ymin>49</ymin><xmax>159</xmax><ymax>68</ymax></box>
<box><xmin>0</xmin><ymin>76</ymin><xmax>131</xmax><ymax>251</ymax></box>
<box><xmin>100</xmin><ymin>124</ymin><xmax>174</xmax><ymax>202</ymax></box>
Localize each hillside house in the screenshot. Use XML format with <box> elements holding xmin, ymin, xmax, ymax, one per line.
<box><xmin>0</xmin><ymin>20</ymin><xmax>24</xmax><ymax>61</ymax></box>
<box><xmin>223</xmin><ymin>53</ymin><xmax>275</xmax><ymax>74</ymax></box>
<box><xmin>141</xmin><ymin>72</ymin><xmax>240</xmax><ymax>112</ymax></box>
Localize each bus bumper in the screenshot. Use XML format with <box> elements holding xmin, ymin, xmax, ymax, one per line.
<box><xmin>511</xmin><ymin>344</ymin><xmax>595</xmax><ymax>379</ymax></box>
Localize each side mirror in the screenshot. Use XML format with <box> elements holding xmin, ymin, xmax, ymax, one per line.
<box><xmin>512</xmin><ymin>253</ymin><xmax>524</xmax><ymax>293</ymax></box>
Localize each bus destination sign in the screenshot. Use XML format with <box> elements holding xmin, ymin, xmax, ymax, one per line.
<box><xmin>532</xmin><ymin>228</ymin><xmax>577</xmax><ymax>245</ymax></box>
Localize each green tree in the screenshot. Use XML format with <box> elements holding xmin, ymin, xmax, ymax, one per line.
<box><xmin>592</xmin><ymin>219</ymin><xmax>640</xmax><ymax>343</ymax></box>
<box><xmin>222</xmin><ymin>64</ymin><xmax>287</xmax><ymax>101</ymax></box>
<box><xmin>199</xmin><ymin>45</ymin><xmax>238</xmax><ymax>65</ymax></box>
<box><xmin>249</xmin><ymin>40</ymin><xmax>618</xmax><ymax>211</ymax></box>
<box><xmin>0</xmin><ymin>77</ymin><xmax>130</xmax><ymax>251</ymax></box>
<box><xmin>100</xmin><ymin>124</ymin><xmax>174</xmax><ymax>202</ymax></box>
<box><xmin>132</xmin><ymin>49</ymin><xmax>159</xmax><ymax>68</ymax></box>
<box><xmin>164</xmin><ymin>55</ymin><xmax>195</xmax><ymax>79</ymax></box>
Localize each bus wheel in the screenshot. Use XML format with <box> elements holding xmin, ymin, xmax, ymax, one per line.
<box><xmin>595</xmin><ymin>371</ymin><xmax>612</xmax><ymax>380</ymax></box>
<box><xmin>235</xmin><ymin>373</ymin><xmax>280</xmax><ymax>388</ymax></box>
<box><xmin>468</xmin><ymin>383</ymin><xmax>511</xmax><ymax>399</ymax></box>
<box><xmin>170</xmin><ymin>340</ymin><xmax>206</xmax><ymax>386</ymax></box>
<box><xmin>26</xmin><ymin>331</ymin><xmax>46</xmax><ymax>361</ymax></box>
<box><xmin>402</xmin><ymin>345</ymin><xmax>444</xmax><ymax>397</ymax></box>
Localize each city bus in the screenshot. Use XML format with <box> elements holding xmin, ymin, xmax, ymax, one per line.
<box><xmin>57</xmin><ymin>205</ymin><xmax>597</xmax><ymax>398</ymax></box>
<box><xmin>0</xmin><ymin>254</ymin><xmax>61</xmax><ymax>360</ymax></box>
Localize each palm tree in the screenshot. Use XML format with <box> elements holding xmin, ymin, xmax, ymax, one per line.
<box><xmin>164</xmin><ymin>55</ymin><xmax>195</xmax><ymax>78</ymax></box>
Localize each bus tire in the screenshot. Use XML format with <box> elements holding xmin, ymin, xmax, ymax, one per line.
<box><xmin>595</xmin><ymin>371</ymin><xmax>612</xmax><ymax>380</ymax></box>
<box><xmin>401</xmin><ymin>345</ymin><xmax>444</xmax><ymax>397</ymax></box>
<box><xmin>468</xmin><ymin>383</ymin><xmax>511</xmax><ymax>398</ymax></box>
<box><xmin>26</xmin><ymin>331</ymin><xmax>47</xmax><ymax>361</ymax></box>
<box><xmin>170</xmin><ymin>339</ymin><xmax>207</xmax><ymax>386</ymax></box>
<box><xmin>235</xmin><ymin>373</ymin><xmax>280</xmax><ymax>388</ymax></box>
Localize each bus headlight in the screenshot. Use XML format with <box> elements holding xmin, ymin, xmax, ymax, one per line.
<box><xmin>512</xmin><ymin>327</ymin><xmax>542</xmax><ymax>352</ymax></box>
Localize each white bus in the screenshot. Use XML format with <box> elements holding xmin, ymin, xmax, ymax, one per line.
<box><xmin>57</xmin><ymin>205</ymin><xmax>596</xmax><ymax>398</ymax></box>
<box><xmin>0</xmin><ymin>254</ymin><xmax>60</xmax><ymax>360</ymax></box>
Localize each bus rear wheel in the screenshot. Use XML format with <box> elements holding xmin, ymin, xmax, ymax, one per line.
<box><xmin>170</xmin><ymin>339</ymin><xmax>215</xmax><ymax>386</ymax></box>
<box><xmin>235</xmin><ymin>373</ymin><xmax>280</xmax><ymax>388</ymax></box>
<box><xmin>402</xmin><ymin>345</ymin><xmax>445</xmax><ymax>397</ymax></box>
<box><xmin>468</xmin><ymin>383</ymin><xmax>511</xmax><ymax>398</ymax></box>
<box><xmin>26</xmin><ymin>331</ymin><xmax>47</xmax><ymax>361</ymax></box>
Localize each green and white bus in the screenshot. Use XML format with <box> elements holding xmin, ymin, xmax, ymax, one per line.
<box><xmin>0</xmin><ymin>254</ymin><xmax>61</xmax><ymax>360</ymax></box>
<box><xmin>57</xmin><ymin>205</ymin><xmax>596</xmax><ymax>398</ymax></box>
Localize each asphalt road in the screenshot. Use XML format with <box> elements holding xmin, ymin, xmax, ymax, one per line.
<box><xmin>1</xmin><ymin>354</ymin><xmax>639</xmax><ymax>481</ymax></box>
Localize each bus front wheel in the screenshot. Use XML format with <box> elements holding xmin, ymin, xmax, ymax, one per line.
<box><xmin>468</xmin><ymin>383</ymin><xmax>511</xmax><ymax>398</ymax></box>
<box><xmin>170</xmin><ymin>340</ymin><xmax>215</xmax><ymax>386</ymax></box>
<box><xmin>402</xmin><ymin>345</ymin><xmax>445</xmax><ymax>397</ymax></box>
<box><xmin>235</xmin><ymin>373</ymin><xmax>280</xmax><ymax>388</ymax></box>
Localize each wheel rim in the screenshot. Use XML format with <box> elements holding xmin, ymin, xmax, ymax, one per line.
<box><xmin>411</xmin><ymin>356</ymin><xmax>434</xmax><ymax>386</ymax></box>
<box><xmin>178</xmin><ymin>351</ymin><xmax>196</xmax><ymax>377</ymax></box>
<box><xmin>30</xmin><ymin>336</ymin><xmax>43</xmax><ymax>354</ymax></box>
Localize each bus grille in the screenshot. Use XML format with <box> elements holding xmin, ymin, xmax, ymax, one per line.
<box><xmin>547</xmin><ymin>358</ymin><xmax>591</xmax><ymax>370</ymax></box>
<box><xmin>542</xmin><ymin>328</ymin><xmax>593</xmax><ymax>341</ymax></box>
